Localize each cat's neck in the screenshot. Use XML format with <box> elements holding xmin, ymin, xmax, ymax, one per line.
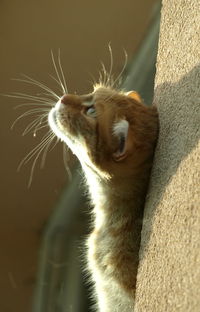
<box><xmin>82</xmin><ymin>162</ymin><xmax>150</xmax><ymax>229</ymax></box>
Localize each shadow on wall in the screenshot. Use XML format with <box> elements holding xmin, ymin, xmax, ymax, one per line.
<box><xmin>139</xmin><ymin>62</ymin><xmax>200</xmax><ymax>259</ymax></box>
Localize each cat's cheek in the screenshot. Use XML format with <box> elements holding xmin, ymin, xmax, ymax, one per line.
<box><xmin>83</xmin><ymin>114</ymin><xmax>97</xmax><ymax>130</ymax></box>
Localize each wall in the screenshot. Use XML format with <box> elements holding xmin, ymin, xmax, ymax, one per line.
<box><xmin>135</xmin><ymin>0</ymin><xmax>200</xmax><ymax>311</ymax></box>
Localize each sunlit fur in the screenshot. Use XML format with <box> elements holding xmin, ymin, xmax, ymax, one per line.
<box><xmin>49</xmin><ymin>85</ymin><xmax>158</xmax><ymax>311</ymax></box>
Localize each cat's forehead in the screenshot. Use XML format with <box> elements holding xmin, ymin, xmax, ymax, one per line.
<box><xmin>79</xmin><ymin>86</ymin><xmax>116</xmax><ymax>106</ymax></box>
<box><xmin>77</xmin><ymin>86</ymin><xmax>126</xmax><ymax>107</ymax></box>
<box><xmin>93</xmin><ymin>85</ymin><xmax>120</xmax><ymax>99</ymax></box>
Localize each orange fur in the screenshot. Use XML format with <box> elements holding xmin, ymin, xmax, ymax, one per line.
<box><xmin>49</xmin><ymin>86</ymin><xmax>158</xmax><ymax>311</ymax></box>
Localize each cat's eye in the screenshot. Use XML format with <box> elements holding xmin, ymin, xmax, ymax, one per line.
<box><xmin>86</xmin><ymin>106</ymin><xmax>97</xmax><ymax>117</ymax></box>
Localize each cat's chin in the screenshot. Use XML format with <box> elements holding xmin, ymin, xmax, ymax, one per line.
<box><xmin>48</xmin><ymin>105</ymin><xmax>83</xmax><ymax>158</ymax></box>
<box><xmin>48</xmin><ymin>104</ymin><xmax>69</xmax><ymax>145</ymax></box>
<box><xmin>48</xmin><ymin>107</ymin><xmax>61</xmax><ymax>137</ymax></box>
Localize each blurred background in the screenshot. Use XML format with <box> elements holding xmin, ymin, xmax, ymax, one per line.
<box><xmin>0</xmin><ymin>1</ymin><xmax>160</xmax><ymax>311</ymax></box>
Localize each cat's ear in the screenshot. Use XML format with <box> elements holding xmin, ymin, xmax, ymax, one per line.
<box><xmin>112</xmin><ymin>119</ymin><xmax>132</xmax><ymax>162</ymax></box>
<box><xmin>126</xmin><ymin>91</ymin><xmax>142</xmax><ymax>103</ymax></box>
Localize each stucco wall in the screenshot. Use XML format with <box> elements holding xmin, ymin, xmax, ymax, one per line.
<box><xmin>135</xmin><ymin>1</ymin><xmax>200</xmax><ymax>311</ymax></box>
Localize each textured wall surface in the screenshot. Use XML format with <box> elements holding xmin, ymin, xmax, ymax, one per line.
<box><xmin>135</xmin><ymin>0</ymin><xmax>200</xmax><ymax>311</ymax></box>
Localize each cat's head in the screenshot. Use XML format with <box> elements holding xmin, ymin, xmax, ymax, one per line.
<box><xmin>48</xmin><ymin>86</ymin><xmax>158</xmax><ymax>179</ymax></box>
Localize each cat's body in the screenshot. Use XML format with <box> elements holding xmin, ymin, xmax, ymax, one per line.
<box><xmin>48</xmin><ymin>86</ymin><xmax>158</xmax><ymax>311</ymax></box>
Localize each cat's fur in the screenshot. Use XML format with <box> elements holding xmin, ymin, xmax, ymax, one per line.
<box><xmin>48</xmin><ymin>86</ymin><xmax>158</xmax><ymax>311</ymax></box>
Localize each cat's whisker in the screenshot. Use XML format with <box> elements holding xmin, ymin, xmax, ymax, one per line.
<box><xmin>98</xmin><ymin>48</ymin><xmax>128</xmax><ymax>90</ymax></box>
<box><xmin>111</xmin><ymin>49</ymin><xmax>128</xmax><ymax>88</ymax></box>
<box><xmin>22</xmin><ymin>117</ymin><xmax>42</xmax><ymax>136</ymax></box>
<box><xmin>21</xmin><ymin>74</ymin><xmax>59</xmax><ymax>100</ymax></box>
<box><xmin>11</xmin><ymin>108</ymin><xmax>49</xmax><ymax>130</ymax></box>
<box><xmin>49</xmin><ymin>74</ymin><xmax>65</xmax><ymax>95</ymax></box>
<box><xmin>22</xmin><ymin>118</ymin><xmax>44</xmax><ymax>137</ymax></box>
<box><xmin>27</xmin><ymin>132</ymin><xmax>55</xmax><ymax>187</ymax></box>
<box><xmin>33</xmin><ymin>121</ymin><xmax>49</xmax><ymax>136</ymax></box>
<box><xmin>98</xmin><ymin>70</ymin><xmax>103</xmax><ymax>86</ymax></box>
<box><xmin>107</xmin><ymin>43</ymin><xmax>114</xmax><ymax>87</ymax></box>
<box><xmin>14</xmin><ymin>102</ymin><xmax>53</xmax><ymax>109</ymax></box>
<box><xmin>98</xmin><ymin>44</ymin><xmax>114</xmax><ymax>88</ymax></box>
<box><xmin>51</xmin><ymin>50</ymin><xmax>66</xmax><ymax>95</ymax></box>
<box><xmin>36</xmin><ymin>91</ymin><xmax>58</xmax><ymax>98</ymax></box>
<box><xmin>48</xmin><ymin>136</ymin><xmax>59</xmax><ymax>153</ymax></box>
<box><xmin>40</xmin><ymin>134</ymin><xmax>57</xmax><ymax>169</ymax></box>
<box><xmin>100</xmin><ymin>62</ymin><xmax>108</xmax><ymax>86</ymax></box>
<box><xmin>23</xmin><ymin>115</ymin><xmax>48</xmax><ymax>136</ymax></box>
<box><xmin>58</xmin><ymin>48</ymin><xmax>68</xmax><ymax>94</ymax></box>
<box><xmin>18</xmin><ymin>131</ymin><xmax>53</xmax><ymax>171</ymax></box>
<box><xmin>5</xmin><ymin>94</ymin><xmax>53</xmax><ymax>106</ymax></box>
<box><xmin>8</xmin><ymin>92</ymin><xmax>53</xmax><ymax>104</ymax></box>
<box><xmin>13</xmin><ymin>74</ymin><xmax>59</xmax><ymax>100</ymax></box>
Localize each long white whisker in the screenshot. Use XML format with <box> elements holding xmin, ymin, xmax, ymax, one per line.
<box><xmin>14</xmin><ymin>102</ymin><xmax>53</xmax><ymax>109</ymax></box>
<box><xmin>21</xmin><ymin>74</ymin><xmax>59</xmax><ymax>99</ymax></box>
<box><xmin>9</xmin><ymin>66</ymin><xmax>62</xmax><ymax>186</ymax></box>
<box><xmin>18</xmin><ymin>131</ymin><xmax>53</xmax><ymax>171</ymax></box>
<box><xmin>36</xmin><ymin>91</ymin><xmax>58</xmax><ymax>98</ymax></box>
<box><xmin>40</xmin><ymin>134</ymin><xmax>56</xmax><ymax>169</ymax></box>
<box><xmin>13</xmin><ymin>75</ymin><xmax>59</xmax><ymax>100</ymax></box>
<box><xmin>100</xmin><ymin>62</ymin><xmax>108</xmax><ymax>86</ymax></box>
<box><xmin>49</xmin><ymin>74</ymin><xmax>64</xmax><ymax>94</ymax></box>
<box><xmin>58</xmin><ymin>49</ymin><xmax>68</xmax><ymax>93</ymax></box>
<box><xmin>22</xmin><ymin>118</ymin><xmax>43</xmax><ymax>136</ymax></box>
<box><xmin>23</xmin><ymin>118</ymin><xmax>44</xmax><ymax>137</ymax></box>
<box><xmin>98</xmin><ymin>70</ymin><xmax>103</xmax><ymax>85</ymax></box>
<box><xmin>112</xmin><ymin>49</ymin><xmax>128</xmax><ymax>88</ymax></box>
<box><xmin>11</xmin><ymin>108</ymin><xmax>49</xmax><ymax>130</ymax></box>
<box><xmin>27</xmin><ymin>132</ymin><xmax>55</xmax><ymax>187</ymax></box>
<box><xmin>33</xmin><ymin>120</ymin><xmax>49</xmax><ymax>136</ymax></box>
<box><xmin>51</xmin><ymin>50</ymin><xmax>66</xmax><ymax>94</ymax></box>
<box><xmin>23</xmin><ymin>115</ymin><xmax>48</xmax><ymax>136</ymax></box>
<box><xmin>7</xmin><ymin>92</ymin><xmax>53</xmax><ymax>104</ymax></box>
<box><xmin>48</xmin><ymin>136</ymin><xmax>59</xmax><ymax>153</ymax></box>
<box><xmin>108</xmin><ymin>43</ymin><xmax>114</xmax><ymax>86</ymax></box>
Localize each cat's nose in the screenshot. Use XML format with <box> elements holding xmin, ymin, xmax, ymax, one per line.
<box><xmin>60</xmin><ymin>94</ymin><xmax>69</xmax><ymax>105</ymax></box>
<box><xmin>60</xmin><ymin>94</ymin><xmax>79</xmax><ymax>106</ymax></box>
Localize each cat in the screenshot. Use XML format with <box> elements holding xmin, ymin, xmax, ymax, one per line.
<box><xmin>48</xmin><ymin>85</ymin><xmax>158</xmax><ymax>311</ymax></box>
